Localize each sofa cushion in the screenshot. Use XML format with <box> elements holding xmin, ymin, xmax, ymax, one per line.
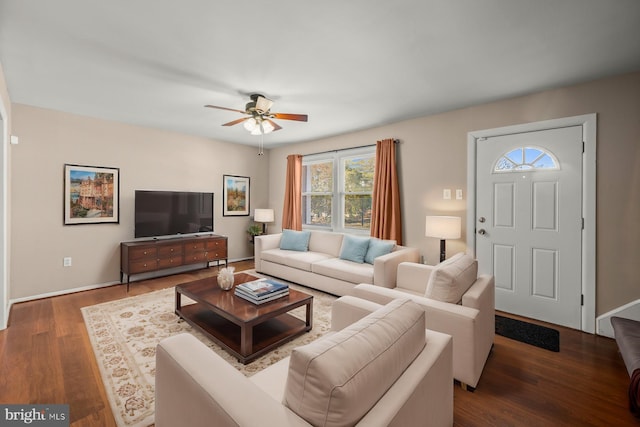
<box><xmin>339</xmin><ymin>235</ymin><xmax>370</xmax><ymax>263</ymax></box>
<box><xmin>308</xmin><ymin>231</ymin><xmax>344</xmax><ymax>257</ymax></box>
<box><xmin>364</xmin><ymin>238</ymin><xmax>396</xmax><ymax>264</ymax></box>
<box><xmin>425</xmin><ymin>253</ymin><xmax>478</xmax><ymax>303</ymax></box>
<box><xmin>283</xmin><ymin>299</ymin><xmax>426</xmax><ymax>427</ymax></box>
<box><xmin>285</xmin><ymin>251</ymin><xmax>334</xmax><ymax>271</ymax></box>
<box><xmin>260</xmin><ymin>248</ymin><xmax>293</xmax><ymax>265</ymax></box>
<box><xmin>261</xmin><ymin>248</ymin><xmax>333</xmax><ymax>271</ymax></box>
<box><xmin>280</xmin><ymin>229</ymin><xmax>311</xmax><ymax>252</ymax></box>
<box><xmin>312</xmin><ymin>258</ymin><xmax>374</xmax><ymax>284</ymax></box>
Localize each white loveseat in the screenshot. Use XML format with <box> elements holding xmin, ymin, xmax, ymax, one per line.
<box><xmin>155</xmin><ymin>297</ymin><xmax>454</xmax><ymax>427</ymax></box>
<box><xmin>254</xmin><ymin>230</ymin><xmax>420</xmax><ymax>296</ymax></box>
<box><xmin>350</xmin><ymin>253</ymin><xmax>495</xmax><ymax>390</ymax></box>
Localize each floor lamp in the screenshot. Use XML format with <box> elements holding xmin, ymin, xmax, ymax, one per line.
<box><xmin>425</xmin><ymin>216</ymin><xmax>461</xmax><ymax>263</ymax></box>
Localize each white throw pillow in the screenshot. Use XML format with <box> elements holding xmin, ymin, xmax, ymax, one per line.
<box><xmin>283</xmin><ymin>299</ymin><xmax>426</xmax><ymax>427</ymax></box>
<box><xmin>425</xmin><ymin>254</ymin><xmax>478</xmax><ymax>303</ymax></box>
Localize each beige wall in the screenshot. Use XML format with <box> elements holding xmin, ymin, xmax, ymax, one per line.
<box><xmin>7</xmin><ymin>72</ymin><xmax>640</xmax><ymax>315</ymax></box>
<box><xmin>10</xmin><ymin>105</ymin><xmax>269</xmax><ymax>299</ymax></box>
<box><xmin>268</xmin><ymin>71</ymin><xmax>640</xmax><ymax>317</ymax></box>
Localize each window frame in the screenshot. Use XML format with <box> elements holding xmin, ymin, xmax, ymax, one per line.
<box><xmin>302</xmin><ymin>146</ymin><xmax>375</xmax><ymax>234</ymax></box>
<box><xmin>493</xmin><ymin>146</ymin><xmax>560</xmax><ymax>173</ymax></box>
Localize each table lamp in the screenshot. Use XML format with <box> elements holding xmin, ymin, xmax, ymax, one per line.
<box><xmin>425</xmin><ymin>216</ymin><xmax>461</xmax><ymax>262</ymax></box>
<box><xmin>254</xmin><ymin>209</ymin><xmax>275</xmax><ymax>234</ymax></box>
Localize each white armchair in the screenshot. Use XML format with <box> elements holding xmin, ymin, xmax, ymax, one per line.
<box><xmin>350</xmin><ymin>254</ymin><xmax>494</xmax><ymax>390</ymax></box>
<box><xmin>155</xmin><ymin>297</ymin><xmax>454</xmax><ymax>427</ymax></box>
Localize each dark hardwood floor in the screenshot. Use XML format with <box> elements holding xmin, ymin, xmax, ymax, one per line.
<box><xmin>0</xmin><ymin>260</ymin><xmax>636</xmax><ymax>426</ymax></box>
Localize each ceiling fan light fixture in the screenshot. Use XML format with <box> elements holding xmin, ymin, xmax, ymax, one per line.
<box><xmin>244</xmin><ymin>117</ymin><xmax>257</xmax><ymax>131</ymax></box>
<box><xmin>261</xmin><ymin>120</ymin><xmax>275</xmax><ymax>134</ymax></box>
<box><xmin>247</xmin><ymin>118</ymin><xmax>275</xmax><ymax>135</ymax></box>
<box><xmin>205</xmin><ymin>93</ymin><xmax>307</xmax><ymax>136</ymax></box>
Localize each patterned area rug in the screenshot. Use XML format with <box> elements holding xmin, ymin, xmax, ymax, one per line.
<box><xmin>81</xmin><ymin>277</ymin><xmax>336</xmax><ymax>427</ymax></box>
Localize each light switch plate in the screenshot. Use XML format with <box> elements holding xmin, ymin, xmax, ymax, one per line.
<box><xmin>456</xmin><ymin>189</ymin><xmax>463</xmax><ymax>200</ymax></box>
<box><xmin>443</xmin><ymin>189</ymin><xmax>451</xmax><ymax>199</ymax></box>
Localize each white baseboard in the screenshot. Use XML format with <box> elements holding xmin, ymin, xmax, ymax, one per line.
<box><xmin>8</xmin><ymin>257</ymin><xmax>253</xmax><ymax>309</ymax></box>
<box><xmin>596</xmin><ymin>299</ymin><xmax>640</xmax><ymax>338</ymax></box>
<box><xmin>2</xmin><ymin>302</ymin><xmax>9</xmax><ymax>330</ymax></box>
<box><xmin>9</xmin><ymin>280</ymin><xmax>120</xmax><ymax>307</ymax></box>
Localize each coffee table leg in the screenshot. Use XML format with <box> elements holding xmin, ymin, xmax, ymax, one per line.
<box><xmin>306</xmin><ymin>300</ymin><xmax>313</xmax><ymax>329</ymax></box>
<box><xmin>240</xmin><ymin>324</ymin><xmax>253</xmax><ymax>358</ymax></box>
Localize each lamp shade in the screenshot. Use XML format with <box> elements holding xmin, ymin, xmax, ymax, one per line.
<box><xmin>254</xmin><ymin>209</ymin><xmax>274</xmax><ymax>223</ymax></box>
<box><xmin>425</xmin><ymin>216</ymin><xmax>461</xmax><ymax>239</ymax></box>
<box><xmin>243</xmin><ymin>117</ymin><xmax>257</xmax><ymax>132</ymax></box>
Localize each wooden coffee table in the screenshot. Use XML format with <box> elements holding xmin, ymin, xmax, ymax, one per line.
<box><xmin>175</xmin><ymin>272</ymin><xmax>313</xmax><ymax>364</ymax></box>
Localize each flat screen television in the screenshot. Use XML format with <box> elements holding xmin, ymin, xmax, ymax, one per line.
<box><xmin>134</xmin><ymin>190</ymin><xmax>214</xmax><ymax>238</ymax></box>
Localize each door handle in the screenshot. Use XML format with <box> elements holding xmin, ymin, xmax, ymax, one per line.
<box><xmin>478</xmin><ymin>229</ymin><xmax>487</xmax><ymax>235</ymax></box>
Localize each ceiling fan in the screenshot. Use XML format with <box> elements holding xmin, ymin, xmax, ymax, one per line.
<box><xmin>205</xmin><ymin>94</ymin><xmax>308</xmax><ymax>135</ymax></box>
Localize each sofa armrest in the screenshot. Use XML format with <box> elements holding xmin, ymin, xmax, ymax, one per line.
<box><xmin>373</xmin><ymin>247</ymin><xmax>420</xmax><ymax>288</ymax></box>
<box><xmin>254</xmin><ymin>233</ymin><xmax>282</xmax><ymax>272</ymax></box>
<box><xmin>155</xmin><ymin>333</ymin><xmax>310</xmax><ymax>427</ymax></box>
<box><xmin>395</xmin><ymin>262</ymin><xmax>436</xmax><ymax>294</ymax></box>
<box><xmin>462</xmin><ymin>274</ymin><xmax>494</xmax><ymax>311</ymax></box>
<box><xmin>350</xmin><ymin>283</ymin><xmax>400</xmax><ymax>306</ymax></box>
<box><xmin>462</xmin><ymin>275</ymin><xmax>495</xmax><ymax>369</ymax></box>
<box><xmin>330</xmin><ymin>295</ymin><xmax>383</xmax><ymax>331</ymax></box>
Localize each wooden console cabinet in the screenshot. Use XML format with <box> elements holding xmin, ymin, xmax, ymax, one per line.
<box><xmin>120</xmin><ymin>234</ymin><xmax>228</xmax><ymax>290</ymax></box>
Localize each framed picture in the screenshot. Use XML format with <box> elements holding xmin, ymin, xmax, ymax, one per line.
<box><xmin>64</xmin><ymin>164</ymin><xmax>120</xmax><ymax>225</ymax></box>
<box><xmin>223</xmin><ymin>175</ymin><xmax>250</xmax><ymax>216</ymax></box>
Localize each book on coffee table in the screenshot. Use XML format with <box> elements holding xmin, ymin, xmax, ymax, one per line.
<box><xmin>234</xmin><ymin>287</ymin><xmax>289</xmax><ymax>304</ymax></box>
<box><xmin>236</xmin><ymin>278</ymin><xmax>288</xmax><ymax>298</ymax></box>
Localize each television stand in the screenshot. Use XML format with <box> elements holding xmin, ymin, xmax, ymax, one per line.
<box><xmin>120</xmin><ymin>234</ymin><xmax>228</xmax><ymax>291</ymax></box>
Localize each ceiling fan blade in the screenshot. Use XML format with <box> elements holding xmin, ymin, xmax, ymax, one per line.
<box><xmin>222</xmin><ymin>117</ymin><xmax>249</xmax><ymax>127</ymax></box>
<box><xmin>272</xmin><ymin>113</ymin><xmax>308</xmax><ymax>122</ymax></box>
<box><xmin>255</xmin><ymin>96</ymin><xmax>274</xmax><ymax>113</ymax></box>
<box><xmin>265</xmin><ymin>119</ymin><xmax>282</xmax><ymax>131</ymax></box>
<box><xmin>205</xmin><ymin>104</ymin><xmax>247</xmax><ymax>114</ymax></box>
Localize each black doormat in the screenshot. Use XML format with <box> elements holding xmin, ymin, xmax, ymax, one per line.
<box><xmin>495</xmin><ymin>315</ymin><xmax>560</xmax><ymax>352</ymax></box>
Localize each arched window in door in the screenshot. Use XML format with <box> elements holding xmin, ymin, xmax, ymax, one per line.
<box><xmin>494</xmin><ymin>146</ymin><xmax>559</xmax><ymax>173</ymax></box>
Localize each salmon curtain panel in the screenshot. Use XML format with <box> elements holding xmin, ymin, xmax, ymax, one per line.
<box><xmin>370</xmin><ymin>139</ymin><xmax>403</xmax><ymax>245</ymax></box>
<box><xmin>282</xmin><ymin>154</ymin><xmax>303</xmax><ymax>230</ymax></box>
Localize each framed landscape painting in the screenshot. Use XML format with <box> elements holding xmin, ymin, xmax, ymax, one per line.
<box><xmin>64</xmin><ymin>164</ymin><xmax>120</xmax><ymax>224</ymax></box>
<box><xmin>223</xmin><ymin>175</ymin><xmax>249</xmax><ymax>216</ymax></box>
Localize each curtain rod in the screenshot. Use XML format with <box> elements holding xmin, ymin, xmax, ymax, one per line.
<box><xmin>306</xmin><ymin>139</ymin><xmax>399</xmax><ymax>157</ymax></box>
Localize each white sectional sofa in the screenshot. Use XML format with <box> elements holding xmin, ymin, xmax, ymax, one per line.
<box><xmin>254</xmin><ymin>230</ymin><xmax>420</xmax><ymax>296</ymax></box>
<box><xmin>155</xmin><ymin>297</ymin><xmax>454</xmax><ymax>427</ymax></box>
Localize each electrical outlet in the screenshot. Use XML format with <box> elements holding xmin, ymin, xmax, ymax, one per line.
<box><xmin>456</xmin><ymin>189</ymin><xmax>463</xmax><ymax>200</ymax></box>
<box><xmin>63</xmin><ymin>257</ymin><xmax>72</xmax><ymax>267</ymax></box>
<box><xmin>443</xmin><ymin>189</ymin><xmax>451</xmax><ymax>200</ymax></box>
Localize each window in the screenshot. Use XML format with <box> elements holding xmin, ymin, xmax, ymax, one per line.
<box><xmin>302</xmin><ymin>159</ymin><xmax>333</xmax><ymax>227</ymax></box>
<box><xmin>494</xmin><ymin>146</ymin><xmax>559</xmax><ymax>173</ymax></box>
<box><xmin>302</xmin><ymin>147</ymin><xmax>375</xmax><ymax>233</ymax></box>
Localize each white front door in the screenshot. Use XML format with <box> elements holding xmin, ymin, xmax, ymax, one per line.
<box><xmin>476</xmin><ymin>125</ymin><xmax>583</xmax><ymax>329</ymax></box>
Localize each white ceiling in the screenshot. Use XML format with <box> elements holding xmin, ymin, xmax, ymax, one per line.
<box><xmin>1</xmin><ymin>0</ymin><xmax>640</xmax><ymax>148</ymax></box>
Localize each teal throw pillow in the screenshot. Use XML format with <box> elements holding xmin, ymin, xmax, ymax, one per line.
<box><xmin>339</xmin><ymin>235</ymin><xmax>371</xmax><ymax>263</ymax></box>
<box><xmin>364</xmin><ymin>239</ymin><xmax>396</xmax><ymax>264</ymax></box>
<box><xmin>280</xmin><ymin>229</ymin><xmax>311</xmax><ymax>252</ymax></box>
